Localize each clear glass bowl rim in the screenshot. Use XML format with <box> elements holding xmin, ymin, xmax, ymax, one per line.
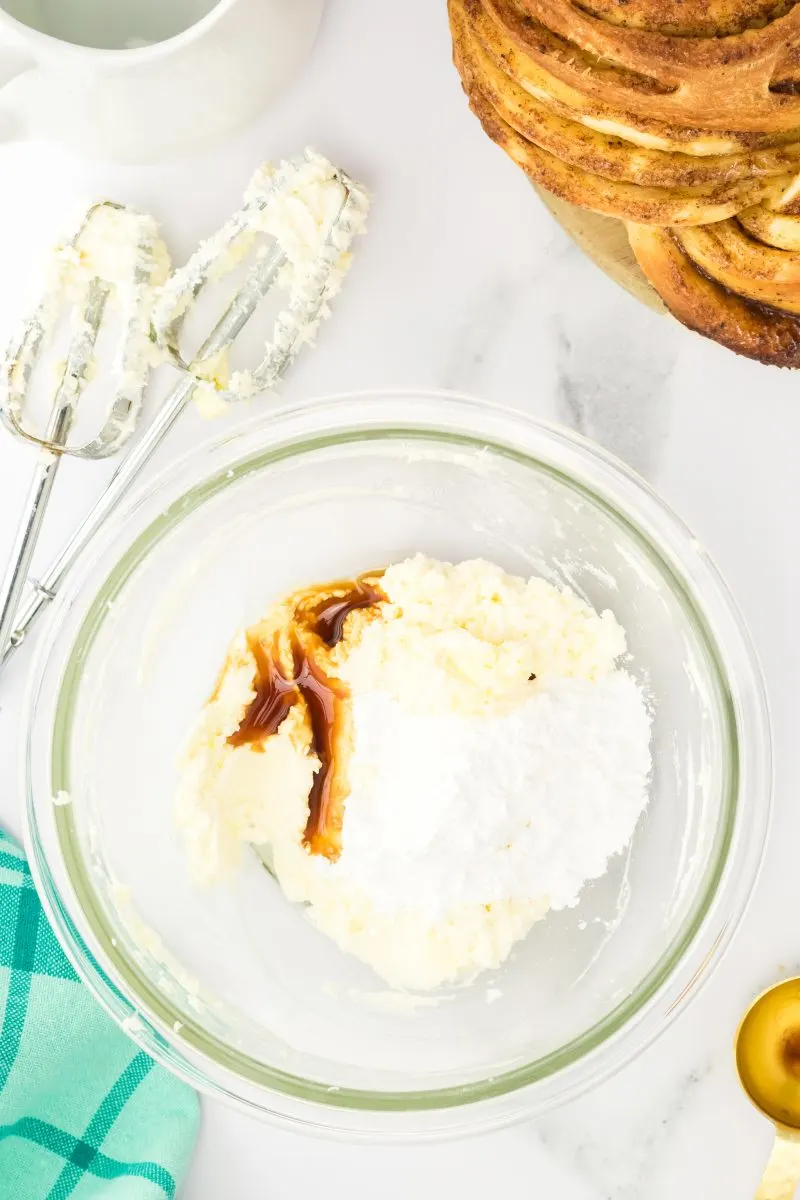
<box><xmin>21</xmin><ymin>389</ymin><xmax>772</xmax><ymax>1135</ymax></box>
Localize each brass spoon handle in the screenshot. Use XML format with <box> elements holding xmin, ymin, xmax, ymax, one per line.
<box><xmin>756</xmin><ymin>1131</ymin><xmax>800</xmax><ymax>1199</ymax></box>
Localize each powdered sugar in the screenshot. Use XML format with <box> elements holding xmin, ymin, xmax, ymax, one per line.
<box><xmin>335</xmin><ymin>673</ymin><xmax>652</xmax><ymax>920</ymax></box>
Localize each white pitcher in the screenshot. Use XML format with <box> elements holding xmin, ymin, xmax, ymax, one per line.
<box><xmin>0</xmin><ymin>0</ymin><xmax>325</xmax><ymax>161</ymax></box>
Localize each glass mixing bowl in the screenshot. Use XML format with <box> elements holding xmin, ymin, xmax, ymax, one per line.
<box><xmin>23</xmin><ymin>390</ymin><xmax>771</xmax><ymax>1138</ymax></box>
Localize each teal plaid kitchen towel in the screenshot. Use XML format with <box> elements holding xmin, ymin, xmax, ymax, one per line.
<box><xmin>0</xmin><ymin>828</ymin><xmax>199</xmax><ymax>1199</ymax></box>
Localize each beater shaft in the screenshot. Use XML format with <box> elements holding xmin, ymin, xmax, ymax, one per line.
<box><xmin>0</xmin><ymin>279</ymin><xmax>109</xmax><ymax>658</ymax></box>
<box><xmin>0</xmin><ymin>405</ymin><xmax>71</xmax><ymax>657</ymax></box>
<box><xmin>0</xmin><ymin>245</ymin><xmax>285</xmax><ymax>669</ymax></box>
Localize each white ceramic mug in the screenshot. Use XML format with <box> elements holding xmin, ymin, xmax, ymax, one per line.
<box><xmin>0</xmin><ymin>0</ymin><xmax>325</xmax><ymax>161</ymax></box>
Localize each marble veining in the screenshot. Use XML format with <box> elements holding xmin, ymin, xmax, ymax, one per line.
<box><xmin>553</xmin><ymin>293</ymin><xmax>677</xmax><ymax>484</ymax></box>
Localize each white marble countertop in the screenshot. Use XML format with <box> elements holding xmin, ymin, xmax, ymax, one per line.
<box><xmin>1</xmin><ymin>0</ymin><xmax>798</xmax><ymax>1195</ymax></box>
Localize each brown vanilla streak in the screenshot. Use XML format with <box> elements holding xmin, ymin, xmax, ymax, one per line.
<box><xmin>227</xmin><ymin>575</ymin><xmax>385</xmax><ymax>858</ymax></box>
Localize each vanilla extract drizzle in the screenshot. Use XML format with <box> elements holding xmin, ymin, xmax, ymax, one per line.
<box><xmin>228</xmin><ymin>576</ymin><xmax>385</xmax><ymax>856</ymax></box>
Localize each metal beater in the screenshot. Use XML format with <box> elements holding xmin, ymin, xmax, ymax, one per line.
<box><xmin>0</xmin><ymin>201</ymin><xmax>170</xmax><ymax>661</ymax></box>
<box><xmin>0</xmin><ymin>150</ymin><xmax>369</xmax><ymax>674</ymax></box>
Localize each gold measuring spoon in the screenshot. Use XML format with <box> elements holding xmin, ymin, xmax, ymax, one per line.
<box><xmin>737</xmin><ymin>979</ymin><xmax>800</xmax><ymax>1198</ymax></box>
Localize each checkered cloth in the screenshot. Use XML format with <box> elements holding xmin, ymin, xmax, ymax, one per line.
<box><xmin>0</xmin><ymin>829</ymin><xmax>199</xmax><ymax>1199</ymax></box>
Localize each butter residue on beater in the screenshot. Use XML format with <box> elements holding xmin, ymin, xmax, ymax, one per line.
<box><xmin>2</xmin><ymin>202</ymin><xmax>170</xmax><ymax>438</ymax></box>
<box><xmin>149</xmin><ymin>149</ymin><xmax>370</xmax><ymax>415</ymax></box>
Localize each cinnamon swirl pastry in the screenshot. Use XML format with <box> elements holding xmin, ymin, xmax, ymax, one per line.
<box><xmin>450</xmin><ymin>0</ymin><xmax>800</xmax><ymax>364</ymax></box>
<box><xmin>628</xmin><ymin>211</ymin><xmax>800</xmax><ymax>366</ymax></box>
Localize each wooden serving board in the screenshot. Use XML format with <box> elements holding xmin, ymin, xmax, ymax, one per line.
<box><xmin>533</xmin><ymin>186</ymin><xmax>667</xmax><ymax>314</ymax></box>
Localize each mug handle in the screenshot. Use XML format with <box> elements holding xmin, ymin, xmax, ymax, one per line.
<box><xmin>0</xmin><ymin>46</ymin><xmax>35</xmax><ymax>140</ymax></box>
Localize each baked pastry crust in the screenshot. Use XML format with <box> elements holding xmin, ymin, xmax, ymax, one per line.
<box><xmin>483</xmin><ymin>0</ymin><xmax>800</xmax><ymax>132</ymax></box>
<box><xmin>628</xmin><ymin>221</ymin><xmax>800</xmax><ymax>367</ymax></box>
<box><xmin>462</xmin><ymin>75</ymin><xmax>792</xmax><ymax>224</ymax></box>
<box><xmin>450</xmin><ymin>0</ymin><xmax>800</xmax><ymax>365</ymax></box>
